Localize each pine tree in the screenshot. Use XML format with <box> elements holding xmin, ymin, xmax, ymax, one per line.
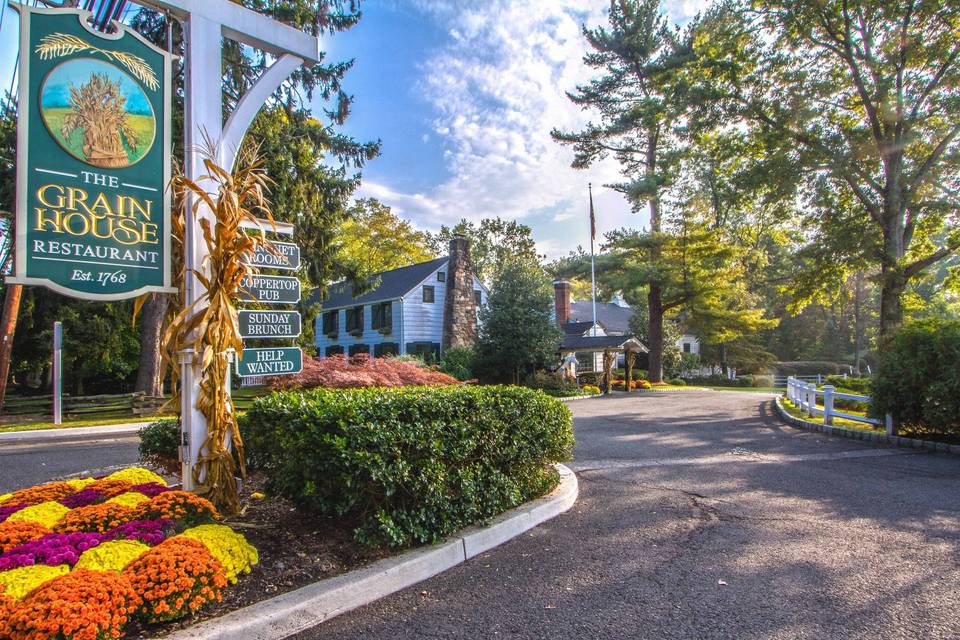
<box><xmin>552</xmin><ymin>0</ymin><xmax>692</xmax><ymax>382</ymax></box>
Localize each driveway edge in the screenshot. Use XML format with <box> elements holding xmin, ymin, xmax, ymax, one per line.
<box><xmin>773</xmin><ymin>396</ymin><xmax>960</xmax><ymax>456</ymax></box>
<box><xmin>160</xmin><ymin>463</ymin><xmax>578</xmax><ymax>640</ymax></box>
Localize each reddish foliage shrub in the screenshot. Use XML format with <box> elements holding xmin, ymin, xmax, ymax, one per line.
<box><xmin>269</xmin><ymin>353</ymin><xmax>458</xmax><ymax>391</ymax></box>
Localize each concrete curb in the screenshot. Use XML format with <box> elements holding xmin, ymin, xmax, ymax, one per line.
<box><xmin>0</xmin><ymin>422</ymin><xmax>151</xmax><ymax>443</ymax></box>
<box><xmin>559</xmin><ymin>394</ymin><xmax>600</xmax><ymax>402</ymax></box>
<box><xmin>162</xmin><ymin>464</ymin><xmax>579</xmax><ymax>640</ymax></box>
<box><xmin>773</xmin><ymin>396</ymin><xmax>960</xmax><ymax>456</ymax></box>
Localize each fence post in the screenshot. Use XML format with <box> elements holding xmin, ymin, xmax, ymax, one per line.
<box><xmin>823</xmin><ymin>385</ymin><xmax>834</xmax><ymax>426</ymax></box>
<box><xmin>806</xmin><ymin>383</ymin><xmax>816</xmax><ymax>418</ymax></box>
<box><xmin>885</xmin><ymin>413</ymin><xmax>895</xmax><ymax>436</ymax></box>
<box><xmin>817</xmin><ymin>374</ymin><xmax>822</xmax><ymax>384</ymax></box>
<box><xmin>786</xmin><ymin>377</ymin><xmax>792</xmax><ymax>401</ymax></box>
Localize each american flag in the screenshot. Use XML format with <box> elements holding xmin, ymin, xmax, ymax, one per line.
<box><xmin>589</xmin><ymin>183</ymin><xmax>596</xmax><ymax>241</ymax></box>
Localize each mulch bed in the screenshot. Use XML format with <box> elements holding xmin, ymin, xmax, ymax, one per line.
<box><xmin>124</xmin><ymin>472</ymin><xmax>392</xmax><ymax>639</ymax></box>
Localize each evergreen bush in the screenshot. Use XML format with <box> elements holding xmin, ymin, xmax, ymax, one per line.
<box><xmin>871</xmin><ymin>318</ymin><xmax>960</xmax><ymax>437</ymax></box>
<box><xmin>439</xmin><ymin>347</ymin><xmax>475</xmax><ymax>381</ymax></box>
<box><xmin>240</xmin><ymin>385</ymin><xmax>574</xmax><ymax>547</ymax></box>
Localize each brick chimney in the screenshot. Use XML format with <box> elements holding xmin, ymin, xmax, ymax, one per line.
<box><xmin>554</xmin><ymin>279</ymin><xmax>571</xmax><ymax>326</ymax></box>
<box><xmin>442</xmin><ymin>235</ymin><xmax>478</xmax><ymax>351</ymax></box>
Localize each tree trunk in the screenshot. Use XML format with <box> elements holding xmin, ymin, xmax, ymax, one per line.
<box><xmin>0</xmin><ymin>283</ymin><xmax>22</xmax><ymax>412</ymax></box>
<box><xmin>647</xmin><ymin>284</ymin><xmax>664</xmax><ymax>383</ymax></box>
<box><xmin>853</xmin><ymin>271</ymin><xmax>864</xmax><ymax>374</ymax></box>
<box><xmin>645</xmin><ymin>132</ymin><xmax>665</xmax><ymax>385</ymax></box>
<box><xmin>135</xmin><ymin>293</ymin><xmax>169</xmax><ymax>396</ymax></box>
<box><xmin>879</xmin><ymin>224</ymin><xmax>905</xmax><ymax>343</ymax></box>
<box><xmin>720</xmin><ymin>342</ymin><xmax>728</xmax><ymax>378</ymax></box>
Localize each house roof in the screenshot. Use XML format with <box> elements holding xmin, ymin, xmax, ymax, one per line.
<box><xmin>569</xmin><ymin>301</ymin><xmax>634</xmax><ymax>335</ymax></box>
<box><xmin>311</xmin><ymin>256</ymin><xmax>449</xmax><ymax>309</ymax></box>
<box><xmin>562</xmin><ymin>321</ymin><xmax>596</xmax><ymax>336</ymax></box>
<box><xmin>560</xmin><ymin>334</ymin><xmax>647</xmax><ymax>352</ymax></box>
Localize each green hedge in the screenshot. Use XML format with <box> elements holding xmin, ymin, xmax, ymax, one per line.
<box><xmin>871</xmin><ymin>318</ymin><xmax>960</xmax><ymax>438</ymax></box>
<box><xmin>239</xmin><ymin>385</ymin><xmax>574</xmax><ymax>547</ymax></box>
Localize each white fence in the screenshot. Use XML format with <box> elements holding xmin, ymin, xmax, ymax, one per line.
<box><xmin>786</xmin><ymin>376</ymin><xmax>893</xmax><ymax>435</ymax></box>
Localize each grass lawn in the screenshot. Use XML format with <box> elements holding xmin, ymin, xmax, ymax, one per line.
<box><xmin>0</xmin><ymin>415</ymin><xmax>163</xmax><ymax>434</ymax></box>
<box><xmin>779</xmin><ymin>397</ymin><xmax>881</xmax><ymax>433</ymax></box>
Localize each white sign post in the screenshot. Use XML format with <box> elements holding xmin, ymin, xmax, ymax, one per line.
<box><xmin>131</xmin><ymin>0</ymin><xmax>320</xmax><ymax>490</ymax></box>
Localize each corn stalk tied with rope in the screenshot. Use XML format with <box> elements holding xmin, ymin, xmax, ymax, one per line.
<box><xmin>158</xmin><ymin>146</ymin><xmax>277</xmax><ymax>515</ymax></box>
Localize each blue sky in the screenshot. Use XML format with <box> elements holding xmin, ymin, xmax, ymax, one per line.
<box><xmin>320</xmin><ymin>0</ymin><xmax>708</xmax><ymax>257</ymax></box>
<box><xmin>0</xmin><ymin>0</ymin><xmax>708</xmax><ymax>258</ymax></box>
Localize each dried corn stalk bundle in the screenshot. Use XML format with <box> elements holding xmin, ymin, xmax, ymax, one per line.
<box><xmin>158</xmin><ymin>147</ymin><xmax>277</xmax><ymax>515</ymax></box>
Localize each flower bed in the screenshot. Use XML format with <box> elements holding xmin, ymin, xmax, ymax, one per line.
<box><xmin>0</xmin><ymin>468</ymin><xmax>258</xmax><ymax>639</ymax></box>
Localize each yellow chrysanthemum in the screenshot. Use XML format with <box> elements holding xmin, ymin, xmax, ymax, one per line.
<box><xmin>75</xmin><ymin>539</ymin><xmax>150</xmax><ymax>573</ymax></box>
<box><xmin>106</xmin><ymin>492</ymin><xmax>150</xmax><ymax>509</ymax></box>
<box><xmin>106</xmin><ymin>467</ymin><xmax>166</xmax><ymax>486</ymax></box>
<box><xmin>0</xmin><ymin>493</ymin><xmax>12</xmax><ymax>505</ymax></box>
<box><xmin>6</xmin><ymin>501</ymin><xmax>70</xmax><ymax>528</ymax></box>
<box><xmin>65</xmin><ymin>477</ymin><xmax>96</xmax><ymax>491</ymax></box>
<box><xmin>0</xmin><ymin>564</ymin><xmax>69</xmax><ymax>600</ymax></box>
<box><xmin>180</xmin><ymin>525</ymin><xmax>259</xmax><ymax>584</ymax></box>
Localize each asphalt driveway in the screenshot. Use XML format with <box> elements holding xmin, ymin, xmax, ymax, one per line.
<box><xmin>296</xmin><ymin>390</ymin><xmax>960</xmax><ymax>640</ymax></box>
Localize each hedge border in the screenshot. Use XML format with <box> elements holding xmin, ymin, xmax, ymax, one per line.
<box><xmin>159</xmin><ymin>464</ymin><xmax>578</xmax><ymax>640</ymax></box>
<box><xmin>773</xmin><ymin>396</ymin><xmax>960</xmax><ymax>456</ymax></box>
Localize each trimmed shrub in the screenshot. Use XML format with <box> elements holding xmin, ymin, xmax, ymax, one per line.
<box><xmin>824</xmin><ymin>375</ymin><xmax>871</xmax><ymax>395</ymax></box>
<box><xmin>269</xmin><ymin>353</ymin><xmax>458</xmax><ymax>391</ymax></box>
<box><xmin>439</xmin><ymin>347</ymin><xmax>475</xmax><ymax>381</ymax></box>
<box><xmin>774</xmin><ymin>361</ymin><xmax>846</xmax><ymax>376</ymax></box>
<box><xmin>139</xmin><ymin>419</ymin><xmax>181</xmax><ymax>475</ymax></box>
<box><xmin>240</xmin><ymin>385</ymin><xmax>574</xmax><ymax>547</ymax></box>
<box><xmin>750</xmin><ymin>374</ymin><xmax>775</xmax><ymax>387</ymax></box>
<box><xmin>666</xmin><ymin>378</ymin><xmax>685</xmax><ymax>386</ymax></box>
<box><xmin>870</xmin><ymin>318</ymin><xmax>960</xmax><ymax>437</ymax></box>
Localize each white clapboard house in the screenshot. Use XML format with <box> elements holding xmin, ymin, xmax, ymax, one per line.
<box><xmin>312</xmin><ymin>238</ymin><xmax>488</xmax><ymax>361</ymax></box>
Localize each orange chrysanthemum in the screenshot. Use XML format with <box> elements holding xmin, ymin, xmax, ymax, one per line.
<box><xmin>124</xmin><ymin>537</ymin><xmax>226</xmax><ymax>622</ymax></box>
<box><xmin>0</xmin><ymin>520</ymin><xmax>52</xmax><ymax>552</ymax></box>
<box><xmin>4</xmin><ymin>568</ymin><xmax>141</xmax><ymax>640</ymax></box>
<box><xmin>54</xmin><ymin>502</ymin><xmax>138</xmax><ymax>534</ymax></box>
<box><xmin>85</xmin><ymin>478</ymin><xmax>134</xmax><ymax>499</ymax></box>
<box><xmin>2</xmin><ymin>482</ymin><xmax>75</xmax><ymax>507</ymax></box>
<box><xmin>134</xmin><ymin>491</ymin><xmax>219</xmax><ymax>526</ymax></box>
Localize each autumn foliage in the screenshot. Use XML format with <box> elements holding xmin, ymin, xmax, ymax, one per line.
<box><xmin>269</xmin><ymin>353</ymin><xmax>458</xmax><ymax>391</ymax></box>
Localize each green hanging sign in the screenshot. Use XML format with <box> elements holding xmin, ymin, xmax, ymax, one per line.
<box><xmin>236</xmin><ymin>347</ymin><xmax>303</xmax><ymax>377</ymax></box>
<box><xmin>8</xmin><ymin>5</ymin><xmax>174</xmax><ymax>300</ymax></box>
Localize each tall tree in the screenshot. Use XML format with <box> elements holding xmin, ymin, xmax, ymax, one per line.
<box><xmin>429</xmin><ymin>217</ymin><xmax>540</xmax><ymax>284</ymax></box>
<box><xmin>337</xmin><ymin>198</ymin><xmax>436</xmax><ymax>275</ymax></box>
<box><xmin>552</xmin><ymin>0</ymin><xmax>690</xmax><ymax>382</ymax></box>
<box><xmin>475</xmin><ymin>258</ymin><xmax>561</xmax><ymax>385</ymax></box>
<box><xmin>697</xmin><ymin>0</ymin><xmax>960</xmax><ymax>342</ymax></box>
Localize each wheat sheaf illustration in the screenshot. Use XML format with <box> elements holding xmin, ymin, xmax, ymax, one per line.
<box><xmin>35</xmin><ymin>33</ymin><xmax>158</xmax><ymax>91</ymax></box>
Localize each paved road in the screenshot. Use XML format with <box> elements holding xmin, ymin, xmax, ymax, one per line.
<box><xmin>295</xmin><ymin>391</ymin><xmax>960</xmax><ymax>640</ymax></box>
<box><xmin>0</xmin><ymin>434</ymin><xmax>139</xmax><ymax>492</ymax></box>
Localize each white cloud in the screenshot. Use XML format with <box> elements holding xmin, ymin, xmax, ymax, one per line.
<box><xmin>362</xmin><ymin>0</ymin><xmax>704</xmax><ymax>257</ymax></box>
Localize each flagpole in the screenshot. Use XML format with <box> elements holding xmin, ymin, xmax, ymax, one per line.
<box><xmin>589</xmin><ymin>183</ymin><xmax>597</xmax><ymax>337</ymax></box>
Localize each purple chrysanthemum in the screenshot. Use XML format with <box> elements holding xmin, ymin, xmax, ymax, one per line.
<box><xmin>59</xmin><ymin>488</ymin><xmax>107</xmax><ymax>508</ymax></box>
<box><xmin>0</xmin><ymin>503</ymin><xmax>28</xmax><ymax>523</ymax></box>
<box><xmin>129</xmin><ymin>483</ymin><xmax>171</xmax><ymax>498</ymax></box>
<box><xmin>105</xmin><ymin>518</ymin><xmax>176</xmax><ymax>546</ymax></box>
<box><xmin>0</xmin><ymin>532</ymin><xmax>106</xmax><ymax>570</ymax></box>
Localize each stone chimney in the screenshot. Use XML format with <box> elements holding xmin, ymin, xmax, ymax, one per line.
<box><xmin>442</xmin><ymin>235</ymin><xmax>478</xmax><ymax>351</ymax></box>
<box><xmin>554</xmin><ymin>279</ymin><xmax>571</xmax><ymax>326</ymax></box>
